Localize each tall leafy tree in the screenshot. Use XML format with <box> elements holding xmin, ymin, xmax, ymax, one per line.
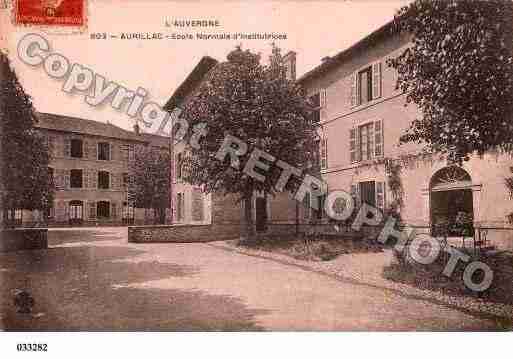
<box><xmin>0</xmin><ymin>52</ymin><xmax>53</xmax><ymax>227</ymax></box>
<box><xmin>389</xmin><ymin>0</ymin><xmax>513</xmax><ymax>163</ymax></box>
<box><xmin>129</xmin><ymin>145</ymin><xmax>170</xmax><ymax>224</ymax></box>
<box><xmin>180</xmin><ymin>46</ymin><xmax>317</xmax><ymax>238</ymax></box>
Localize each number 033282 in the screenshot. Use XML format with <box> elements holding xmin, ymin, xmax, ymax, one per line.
<box><xmin>17</xmin><ymin>343</ymin><xmax>48</xmax><ymax>352</ymax></box>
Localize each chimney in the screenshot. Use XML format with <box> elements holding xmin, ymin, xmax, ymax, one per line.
<box><xmin>133</xmin><ymin>123</ymin><xmax>140</xmax><ymax>135</ymax></box>
<box><xmin>282</xmin><ymin>51</ymin><xmax>297</xmax><ymax>81</ymax></box>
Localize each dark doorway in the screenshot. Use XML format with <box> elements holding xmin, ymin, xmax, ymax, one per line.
<box><xmin>255</xmin><ymin>197</ymin><xmax>267</xmax><ymax>233</ymax></box>
<box><xmin>360</xmin><ymin>181</ymin><xmax>376</xmax><ymax>206</ymax></box>
<box><xmin>431</xmin><ymin>189</ymin><xmax>474</xmax><ymax>237</ymax></box>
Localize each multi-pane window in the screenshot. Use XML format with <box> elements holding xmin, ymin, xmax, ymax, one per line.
<box><xmin>98</xmin><ymin>142</ymin><xmax>110</xmax><ymax>161</ymax></box>
<box><xmin>69</xmin><ymin>201</ymin><xmax>83</xmax><ymax>219</ymax></box>
<box><xmin>351</xmin><ymin>62</ymin><xmax>382</xmax><ymax>107</ymax></box>
<box><xmin>70</xmin><ymin>169</ymin><xmax>83</xmax><ymax>188</ymax></box>
<box><xmin>358</xmin><ymin>67</ymin><xmax>372</xmax><ymax>104</ymax></box>
<box><xmin>350</xmin><ymin>120</ymin><xmax>383</xmax><ymax>163</ymax></box>
<box><xmin>70</xmin><ymin>139</ymin><xmax>83</xmax><ymax>158</ymax></box>
<box><xmin>97</xmin><ymin>201</ymin><xmax>110</xmax><ymax>218</ymax></box>
<box><xmin>359</xmin><ymin>122</ymin><xmax>374</xmax><ymax>162</ymax></box>
<box><xmin>98</xmin><ymin>171</ymin><xmax>110</xmax><ymax>189</ymax></box>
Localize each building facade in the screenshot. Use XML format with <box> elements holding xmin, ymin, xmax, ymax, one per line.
<box><xmin>297</xmin><ymin>22</ymin><xmax>513</xmax><ymax>249</ymax></box>
<box><xmin>12</xmin><ymin>112</ymin><xmax>171</xmax><ymax>227</ymax></box>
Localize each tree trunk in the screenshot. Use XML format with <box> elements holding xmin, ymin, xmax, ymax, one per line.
<box><xmin>243</xmin><ymin>196</ymin><xmax>255</xmax><ymax>241</ymax></box>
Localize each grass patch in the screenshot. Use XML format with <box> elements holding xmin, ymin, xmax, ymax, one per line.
<box><xmin>237</xmin><ymin>234</ymin><xmax>384</xmax><ymax>262</ymax></box>
<box><xmin>383</xmin><ymin>248</ymin><xmax>513</xmax><ymax>307</ymax></box>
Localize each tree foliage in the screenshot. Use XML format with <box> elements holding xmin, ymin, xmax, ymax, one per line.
<box><xmin>129</xmin><ymin>145</ymin><xmax>170</xmax><ymax>223</ymax></box>
<box><xmin>180</xmin><ymin>46</ymin><xmax>317</xmax><ymax>201</ymax></box>
<box><xmin>0</xmin><ymin>52</ymin><xmax>53</xmax><ymax>219</ymax></box>
<box><xmin>388</xmin><ymin>0</ymin><xmax>513</xmax><ymax>163</ymax></box>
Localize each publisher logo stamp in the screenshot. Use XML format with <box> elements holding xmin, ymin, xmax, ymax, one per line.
<box><xmin>15</xmin><ymin>0</ymin><xmax>86</xmax><ymax>27</ymax></box>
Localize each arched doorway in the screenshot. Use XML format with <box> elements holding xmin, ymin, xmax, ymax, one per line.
<box><xmin>430</xmin><ymin>166</ymin><xmax>474</xmax><ymax>237</ymax></box>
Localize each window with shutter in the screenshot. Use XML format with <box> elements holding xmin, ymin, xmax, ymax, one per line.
<box><xmin>374</xmin><ymin>120</ymin><xmax>383</xmax><ymax>157</ymax></box>
<box><xmin>372</xmin><ymin>62</ymin><xmax>382</xmax><ymax>99</ymax></box>
<box><xmin>350</xmin><ymin>128</ymin><xmax>357</xmax><ymax>163</ymax></box>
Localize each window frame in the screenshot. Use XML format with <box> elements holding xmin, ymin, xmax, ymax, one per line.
<box><xmin>97</xmin><ymin>142</ymin><xmax>111</xmax><ymax>161</ymax></box>
<box><xmin>97</xmin><ymin>201</ymin><xmax>111</xmax><ymax>219</ymax></box>
<box><xmin>98</xmin><ymin>170</ymin><xmax>110</xmax><ymax>190</ymax></box>
<box><xmin>70</xmin><ymin>138</ymin><xmax>83</xmax><ymax>158</ymax></box>
<box><xmin>70</xmin><ymin>169</ymin><xmax>83</xmax><ymax>189</ymax></box>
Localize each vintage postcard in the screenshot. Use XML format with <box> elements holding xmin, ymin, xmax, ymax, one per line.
<box><xmin>0</xmin><ymin>0</ymin><xmax>512</xmax><ymax>357</ymax></box>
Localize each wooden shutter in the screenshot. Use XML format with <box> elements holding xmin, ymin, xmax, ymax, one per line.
<box><xmin>372</xmin><ymin>62</ymin><xmax>382</xmax><ymax>99</ymax></box>
<box><xmin>350</xmin><ymin>184</ymin><xmax>361</xmax><ymax>206</ymax></box>
<box><xmin>321</xmin><ymin>137</ymin><xmax>328</xmax><ymax>169</ymax></box>
<box><xmin>320</xmin><ymin>88</ymin><xmax>327</xmax><ymax>108</ymax></box>
<box><xmin>83</xmin><ymin>139</ymin><xmax>89</xmax><ymax>158</ymax></box>
<box><xmin>64</xmin><ymin>170</ymin><xmax>70</xmax><ymax>189</ymax></box>
<box><xmin>91</xmin><ymin>169</ymin><xmax>98</xmax><ymax>189</ymax></box>
<box><xmin>350</xmin><ymin>72</ymin><xmax>358</xmax><ymax>107</ymax></box>
<box><xmin>374</xmin><ymin>119</ymin><xmax>383</xmax><ymax>158</ymax></box>
<box><xmin>350</xmin><ymin>127</ymin><xmax>358</xmax><ymax>163</ymax></box>
<box><xmin>64</xmin><ymin>137</ymin><xmax>71</xmax><ymax>157</ymax></box>
<box><xmin>111</xmin><ymin>202</ymin><xmax>117</xmax><ymax>219</ymax></box>
<box><xmin>91</xmin><ymin>141</ymin><xmax>97</xmax><ymax>160</ymax></box>
<box><xmin>375</xmin><ymin>181</ymin><xmax>385</xmax><ymax>212</ymax></box>
<box><xmin>89</xmin><ymin>201</ymin><xmax>96</xmax><ymax>219</ymax></box>
<box><xmin>303</xmin><ymin>192</ymin><xmax>311</xmax><ymax>219</ymax></box>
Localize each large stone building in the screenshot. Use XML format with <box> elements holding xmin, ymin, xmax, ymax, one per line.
<box><xmin>297</xmin><ymin>22</ymin><xmax>513</xmax><ymax>249</ymax></box>
<box><xmin>155</xmin><ymin>21</ymin><xmax>513</xmax><ymax>249</ymax></box>
<box><xmin>12</xmin><ymin>112</ymin><xmax>170</xmax><ymax>227</ymax></box>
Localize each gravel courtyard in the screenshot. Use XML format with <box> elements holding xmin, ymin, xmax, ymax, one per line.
<box><xmin>0</xmin><ymin>227</ymin><xmax>508</xmax><ymax>331</ymax></box>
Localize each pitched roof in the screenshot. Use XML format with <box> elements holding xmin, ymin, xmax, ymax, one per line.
<box><xmin>297</xmin><ymin>20</ymin><xmax>397</xmax><ymax>84</ymax></box>
<box><xmin>138</xmin><ymin>132</ymin><xmax>170</xmax><ymax>148</ymax></box>
<box><xmin>163</xmin><ymin>56</ymin><xmax>218</xmax><ymax>111</ymax></box>
<box><xmin>35</xmin><ymin>112</ymin><xmax>143</xmax><ymax>141</ymax></box>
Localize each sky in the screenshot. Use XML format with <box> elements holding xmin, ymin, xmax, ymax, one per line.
<box><xmin>1</xmin><ymin>0</ymin><xmax>410</xmax><ymax>132</ymax></box>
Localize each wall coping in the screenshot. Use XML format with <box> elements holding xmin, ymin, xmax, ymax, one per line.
<box><xmin>128</xmin><ymin>224</ymin><xmax>211</xmax><ymax>230</ymax></box>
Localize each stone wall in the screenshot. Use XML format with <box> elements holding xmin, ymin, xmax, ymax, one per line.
<box><xmin>0</xmin><ymin>228</ymin><xmax>48</xmax><ymax>252</ymax></box>
<box><xmin>128</xmin><ymin>223</ymin><xmax>240</xmax><ymax>243</ymax></box>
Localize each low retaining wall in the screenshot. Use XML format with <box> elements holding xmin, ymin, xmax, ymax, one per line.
<box><xmin>128</xmin><ymin>223</ymin><xmax>241</xmax><ymax>243</ymax></box>
<box><xmin>0</xmin><ymin>228</ymin><xmax>48</xmax><ymax>252</ymax></box>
